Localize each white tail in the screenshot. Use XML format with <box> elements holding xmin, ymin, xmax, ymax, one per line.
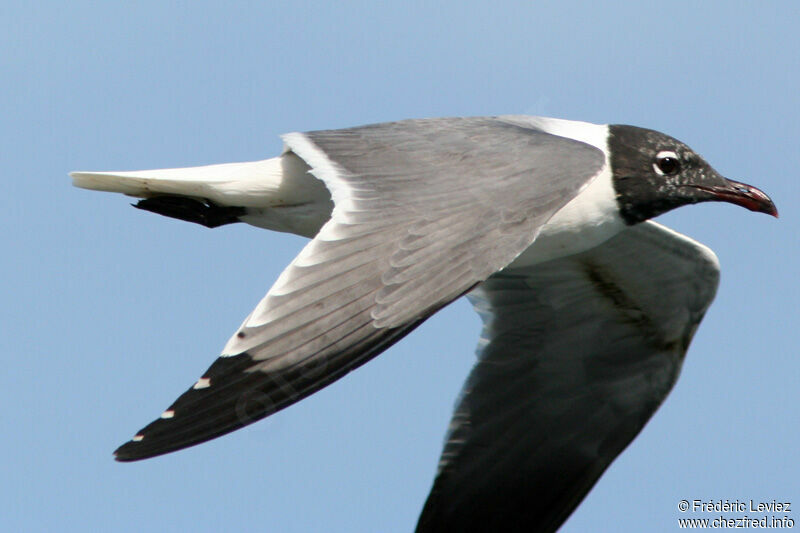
<box><xmin>70</xmin><ymin>153</ymin><xmax>327</xmax><ymax>208</ymax></box>
<box><xmin>71</xmin><ymin>152</ymin><xmax>333</xmax><ymax>237</ymax></box>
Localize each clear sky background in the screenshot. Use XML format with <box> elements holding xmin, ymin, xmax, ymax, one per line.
<box><xmin>3</xmin><ymin>2</ymin><xmax>798</xmax><ymax>532</ymax></box>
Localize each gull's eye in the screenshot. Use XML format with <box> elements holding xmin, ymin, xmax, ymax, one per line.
<box><xmin>654</xmin><ymin>151</ymin><xmax>680</xmax><ymax>176</ymax></box>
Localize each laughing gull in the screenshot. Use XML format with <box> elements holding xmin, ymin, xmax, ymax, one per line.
<box><xmin>72</xmin><ymin>116</ymin><xmax>776</xmax><ymax>532</ymax></box>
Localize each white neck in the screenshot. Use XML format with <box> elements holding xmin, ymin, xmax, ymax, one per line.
<box><xmin>508</xmin><ymin>122</ymin><xmax>625</xmax><ymax>268</ymax></box>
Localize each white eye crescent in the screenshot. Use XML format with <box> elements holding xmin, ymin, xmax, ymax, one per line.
<box><xmin>654</xmin><ymin>150</ymin><xmax>680</xmax><ymax>175</ymax></box>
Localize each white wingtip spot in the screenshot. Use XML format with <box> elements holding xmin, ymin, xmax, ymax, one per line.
<box><xmin>160</xmin><ymin>409</ymin><xmax>175</xmax><ymax>419</ymax></box>
<box><xmin>132</xmin><ymin>434</ymin><xmax>144</xmax><ymax>442</ymax></box>
<box><xmin>193</xmin><ymin>377</ymin><xmax>211</xmax><ymax>389</ymax></box>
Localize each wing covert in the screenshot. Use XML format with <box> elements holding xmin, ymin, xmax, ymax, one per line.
<box><xmin>114</xmin><ymin>117</ymin><xmax>605</xmax><ymax>461</ymax></box>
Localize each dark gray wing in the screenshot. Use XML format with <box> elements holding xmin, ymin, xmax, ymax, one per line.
<box><xmin>114</xmin><ymin>117</ymin><xmax>604</xmax><ymax>461</ymax></box>
<box><xmin>416</xmin><ymin>221</ymin><xmax>720</xmax><ymax>533</ymax></box>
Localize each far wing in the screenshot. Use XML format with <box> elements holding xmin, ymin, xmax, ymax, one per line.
<box><xmin>417</xmin><ymin>221</ymin><xmax>720</xmax><ymax>533</ymax></box>
<box><xmin>114</xmin><ymin>117</ymin><xmax>604</xmax><ymax>461</ymax></box>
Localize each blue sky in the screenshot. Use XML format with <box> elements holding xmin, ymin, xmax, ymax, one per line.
<box><xmin>3</xmin><ymin>2</ymin><xmax>798</xmax><ymax>531</ymax></box>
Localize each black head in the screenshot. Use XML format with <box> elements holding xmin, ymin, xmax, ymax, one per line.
<box><xmin>608</xmin><ymin>125</ymin><xmax>777</xmax><ymax>224</ymax></box>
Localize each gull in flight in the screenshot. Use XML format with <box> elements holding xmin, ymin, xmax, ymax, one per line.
<box><xmin>72</xmin><ymin>116</ymin><xmax>776</xmax><ymax>532</ymax></box>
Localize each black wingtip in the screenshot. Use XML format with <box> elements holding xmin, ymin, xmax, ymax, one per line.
<box><xmin>111</xmin><ymin>352</ymin><xmax>271</xmax><ymax>462</ymax></box>
<box><xmin>114</xmin><ymin>436</ymin><xmax>163</xmax><ymax>462</ymax></box>
<box><xmin>113</xmin><ymin>441</ymin><xmax>144</xmax><ymax>462</ymax></box>
<box><xmin>114</xmin><ymin>431</ymin><xmax>180</xmax><ymax>462</ymax></box>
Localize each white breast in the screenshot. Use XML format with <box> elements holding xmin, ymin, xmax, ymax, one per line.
<box><xmin>507</xmin><ymin>120</ymin><xmax>625</xmax><ymax>268</ymax></box>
